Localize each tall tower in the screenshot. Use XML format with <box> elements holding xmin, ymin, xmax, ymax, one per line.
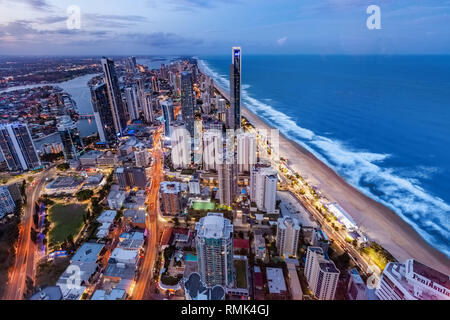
<box><xmin>90</xmin><ymin>83</ymin><xmax>117</xmax><ymax>144</ymax></box>
<box><xmin>124</xmin><ymin>86</ymin><xmax>139</xmax><ymax>121</ymax></box>
<box><xmin>218</xmin><ymin>149</ymin><xmax>238</xmax><ymax>206</ymax></box>
<box><xmin>0</xmin><ymin>122</ymin><xmax>41</xmax><ymax>171</ymax></box>
<box><xmin>276</xmin><ymin>217</ymin><xmax>300</xmax><ymax>257</ymax></box>
<box><xmin>228</xmin><ymin>47</ymin><xmax>242</xmax><ymax>130</ymax></box>
<box><xmin>161</xmin><ymin>99</ymin><xmax>175</xmax><ymax>138</ymax></box>
<box><xmin>305</xmin><ymin>247</ymin><xmax>340</xmax><ymax>300</ymax></box>
<box><xmin>58</xmin><ymin>116</ymin><xmax>84</xmax><ymax>161</ymax></box>
<box><xmin>202</xmin><ymin>130</ymin><xmax>222</xmax><ymax>172</ymax></box>
<box><xmin>237</xmin><ymin>132</ymin><xmax>257</xmax><ymax>173</ymax></box>
<box><xmin>181</xmin><ymin>71</ymin><xmax>195</xmax><ymax>137</ymax></box>
<box><xmin>101</xmin><ymin>57</ymin><xmax>128</xmax><ymax>135</ymax></box>
<box><xmin>195</xmin><ymin>212</ymin><xmax>234</xmax><ymax>287</ymax></box>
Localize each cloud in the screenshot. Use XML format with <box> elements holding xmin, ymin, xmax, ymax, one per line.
<box><xmin>277</xmin><ymin>36</ymin><xmax>288</xmax><ymax>46</ymax></box>
<box><xmin>147</xmin><ymin>0</ymin><xmax>239</xmax><ymax>11</ymax></box>
<box><xmin>0</xmin><ymin>0</ymin><xmax>51</xmax><ymax>11</ymax></box>
<box><xmin>0</xmin><ymin>19</ymin><xmax>202</xmax><ymax>54</ymax></box>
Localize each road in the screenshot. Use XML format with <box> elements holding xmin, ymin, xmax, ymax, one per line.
<box><xmin>252</xmin><ymin>127</ymin><xmax>378</xmax><ymax>278</ymax></box>
<box><xmin>131</xmin><ymin>128</ymin><xmax>165</xmax><ymax>300</ymax></box>
<box><xmin>3</xmin><ymin>166</ymin><xmax>57</xmax><ymax>300</ymax></box>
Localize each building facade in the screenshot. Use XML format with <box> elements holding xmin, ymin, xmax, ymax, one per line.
<box><xmin>0</xmin><ymin>122</ymin><xmax>41</xmax><ymax>171</ymax></box>
<box><xmin>376</xmin><ymin>259</ymin><xmax>450</xmax><ymax>300</ymax></box>
<box><xmin>305</xmin><ymin>247</ymin><xmax>340</xmax><ymax>300</ymax></box>
<box><xmin>101</xmin><ymin>57</ymin><xmax>128</xmax><ymax>135</ymax></box>
<box><xmin>195</xmin><ymin>212</ymin><xmax>234</xmax><ymax>287</ymax></box>
<box><xmin>276</xmin><ymin>217</ymin><xmax>300</xmax><ymax>257</ymax></box>
<box><xmin>58</xmin><ymin>115</ymin><xmax>84</xmax><ymax>161</ymax></box>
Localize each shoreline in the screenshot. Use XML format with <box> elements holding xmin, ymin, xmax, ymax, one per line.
<box><xmin>212</xmin><ymin>80</ymin><xmax>450</xmax><ymax>275</ymax></box>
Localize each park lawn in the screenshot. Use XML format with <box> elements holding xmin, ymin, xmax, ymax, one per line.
<box><xmin>192</xmin><ymin>201</ymin><xmax>216</xmax><ymax>211</ymax></box>
<box><xmin>234</xmin><ymin>259</ymin><xmax>248</xmax><ymax>289</ymax></box>
<box><xmin>48</xmin><ymin>203</ymin><xmax>87</xmax><ymax>245</ymax></box>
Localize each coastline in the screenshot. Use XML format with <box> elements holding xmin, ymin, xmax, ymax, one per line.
<box><xmin>212</xmin><ymin>81</ymin><xmax>450</xmax><ymax>275</ymax></box>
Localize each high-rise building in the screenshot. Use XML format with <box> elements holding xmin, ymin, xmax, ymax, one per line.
<box><xmin>228</xmin><ymin>47</ymin><xmax>242</xmax><ymax>130</ymax></box>
<box><xmin>170</xmin><ymin>124</ymin><xmax>191</xmax><ymax>169</ymax></box>
<box><xmin>0</xmin><ymin>122</ymin><xmax>41</xmax><ymax>171</ymax></box>
<box><xmin>58</xmin><ymin>116</ymin><xmax>84</xmax><ymax>162</ymax></box>
<box><xmin>181</xmin><ymin>71</ymin><xmax>195</xmax><ymax>137</ymax></box>
<box><xmin>202</xmin><ymin>130</ymin><xmax>222</xmax><ymax>172</ymax></box>
<box><xmin>195</xmin><ymin>212</ymin><xmax>234</xmax><ymax>287</ymax></box>
<box><xmin>91</xmin><ymin>83</ymin><xmax>117</xmax><ymax>144</ymax></box>
<box><xmin>160</xmin><ymin>181</ymin><xmax>182</xmax><ymax>215</ymax></box>
<box><xmin>276</xmin><ymin>217</ymin><xmax>300</xmax><ymax>257</ymax></box>
<box><xmin>101</xmin><ymin>57</ymin><xmax>128</xmax><ymax>135</ymax></box>
<box><xmin>237</xmin><ymin>132</ymin><xmax>257</xmax><ymax>173</ymax></box>
<box><xmin>250</xmin><ymin>164</ymin><xmax>277</xmax><ymax>213</ymax></box>
<box><xmin>218</xmin><ymin>150</ymin><xmax>237</xmax><ymax>206</ymax></box>
<box><xmin>305</xmin><ymin>247</ymin><xmax>340</xmax><ymax>300</ymax></box>
<box><xmin>375</xmin><ymin>259</ymin><xmax>450</xmax><ymax>300</ymax></box>
<box><xmin>125</xmin><ymin>56</ymin><xmax>137</xmax><ymax>74</ymax></box>
<box><xmin>161</xmin><ymin>99</ymin><xmax>174</xmax><ymax>137</ymax></box>
<box><xmin>134</xmin><ymin>147</ymin><xmax>151</xmax><ymax>167</ymax></box>
<box><xmin>115</xmin><ymin>166</ymin><xmax>147</xmax><ymax>189</ymax></box>
<box><xmin>125</xmin><ymin>86</ymin><xmax>140</xmax><ymax>121</ymax></box>
<box><xmin>142</xmin><ymin>90</ymin><xmax>154</xmax><ymax>124</ymax></box>
<box><xmin>0</xmin><ymin>186</ymin><xmax>16</xmax><ymax>220</ymax></box>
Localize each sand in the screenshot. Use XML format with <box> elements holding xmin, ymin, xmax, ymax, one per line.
<box><xmin>213</xmin><ymin>83</ymin><xmax>450</xmax><ymax>275</ymax></box>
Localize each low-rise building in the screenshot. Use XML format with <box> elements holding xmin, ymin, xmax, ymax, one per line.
<box><xmin>160</xmin><ymin>181</ymin><xmax>182</xmax><ymax>215</ymax></box>
<box><xmin>287</xmin><ymin>262</ymin><xmax>303</xmax><ymax>300</ymax></box>
<box><xmin>123</xmin><ymin>209</ymin><xmax>146</xmax><ymax>229</ymax></box>
<box><xmin>347</xmin><ymin>268</ymin><xmax>367</xmax><ymax>300</ymax></box>
<box><xmin>107</xmin><ymin>189</ymin><xmax>127</xmax><ymax>209</ymax></box>
<box><xmin>266</xmin><ymin>267</ymin><xmax>287</xmax><ymax>299</ymax></box>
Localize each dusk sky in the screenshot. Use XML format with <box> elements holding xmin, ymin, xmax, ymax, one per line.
<box><xmin>0</xmin><ymin>0</ymin><xmax>449</xmax><ymax>55</ymax></box>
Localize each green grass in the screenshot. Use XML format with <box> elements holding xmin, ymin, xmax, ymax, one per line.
<box><xmin>48</xmin><ymin>204</ymin><xmax>87</xmax><ymax>245</ymax></box>
<box><xmin>234</xmin><ymin>259</ymin><xmax>248</xmax><ymax>289</ymax></box>
<box><xmin>192</xmin><ymin>201</ymin><xmax>216</xmax><ymax>211</ymax></box>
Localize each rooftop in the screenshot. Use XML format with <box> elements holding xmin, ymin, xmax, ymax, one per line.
<box><xmin>71</xmin><ymin>242</ymin><xmax>103</xmax><ymax>263</ymax></box>
<box><xmin>196</xmin><ymin>212</ymin><xmax>233</xmax><ymax>240</ymax></box>
<box><xmin>266</xmin><ymin>267</ymin><xmax>287</xmax><ymax>294</ymax></box>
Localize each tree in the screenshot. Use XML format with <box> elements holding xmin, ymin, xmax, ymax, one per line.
<box><xmin>57</xmin><ymin>163</ymin><xmax>70</xmax><ymax>171</ymax></box>
<box><xmin>76</xmin><ymin>189</ymin><xmax>94</xmax><ymax>201</ymax></box>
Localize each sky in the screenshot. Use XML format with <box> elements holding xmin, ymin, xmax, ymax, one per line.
<box><xmin>0</xmin><ymin>0</ymin><xmax>449</xmax><ymax>55</ymax></box>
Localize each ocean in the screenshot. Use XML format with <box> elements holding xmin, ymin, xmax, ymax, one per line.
<box><xmin>197</xmin><ymin>55</ymin><xmax>450</xmax><ymax>258</ymax></box>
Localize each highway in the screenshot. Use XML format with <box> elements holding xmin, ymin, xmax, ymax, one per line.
<box><xmin>131</xmin><ymin>128</ymin><xmax>165</xmax><ymax>300</ymax></box>
<box><xmin>3</xmin><ymin>166</ymin><xmax>57</xmax><ymax>300</ymax></box>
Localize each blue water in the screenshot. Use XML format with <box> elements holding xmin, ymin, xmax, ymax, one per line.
<box><xmin>198</xmin><ymin>55</ymin><xmax>450</xmax><ymax>258</ymax></box>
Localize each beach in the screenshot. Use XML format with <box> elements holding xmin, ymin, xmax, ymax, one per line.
<box><xmin>214</xmin><ymin>83</ymin><xmax>450</xmax><ymax>275</ymax></box>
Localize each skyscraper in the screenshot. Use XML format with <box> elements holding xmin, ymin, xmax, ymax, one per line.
<box><xmin>171</xmin><ymin>123</ymin><xmax>191</xmax><ymax>169</ymax></box>
<box><xmin>228</xmin><ymin>47</ymin><xmax>242</xmax><ymax>130</ymax></box>
<box><xmin>218</xmin><ymin>150</ymin><xmax>238</xmax><ymax>206</ymax></box>
<box><xmin>237</xmin><ymin>132</ymin><xmax>257</xmax><ymax>173</ymax></box>
<box><xmin>0</xmin><ymin>186</ymin><xmax>15</xmax><ymax>220</ymax></box>
<box><xmin>195</xmin><ymin>212</ymin><xmax>234</xmax><ymax>287</ymax></box>
<box><xmin>125</xmin><ymin>86</ymin><xmax>140</xmax><ymax>121</ymax></box>
<box><xmin>250</xmin><ymin>164</ymin><xmax>278</xmax><ymax>213</ymax></box>
<box><xmin>0</xmin><ymin>122</ymin><xmax>41</xmax><ymax>171</ymax></box>
<box><xmin>202</xmin><ymin>130</ymin><xmax>223</xmax><ymax>172</ymax></box>
<box><xmin>90</xmin><ymin>83</ymin><xmax>117</xmax><ymax>144</ymax></box>
<box><xmin>161</xmin><ymin>99</ymin><xmax>175</xmax><ymax>138</ymax></box>
<box><xmin>101</xmin><ymin>57</ymin><xmax>128</xmax><ymax>135</ymax></box>
<box><xmin>181</xmin><ymin>71</ymin><xmax>195</xmax><ymax>137</ymax></box>
<box><xmin>305</xmin><ymin>247</ymin><xmax>340</xmax><ymax>300</ymax></box>
<box><xmin>142</xmin><ymin>90</ymin><xmax>154</xmax><ymax>124</ymax></box>
<box><xmin>58</xmin><ymin>116</ymin><xmax>84</xmax><ymax>161</ymax></box>
<box><xmin>276</xmin><ymin>217</ymin><xmax>301</xmax><ymax>257</ymax></box>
